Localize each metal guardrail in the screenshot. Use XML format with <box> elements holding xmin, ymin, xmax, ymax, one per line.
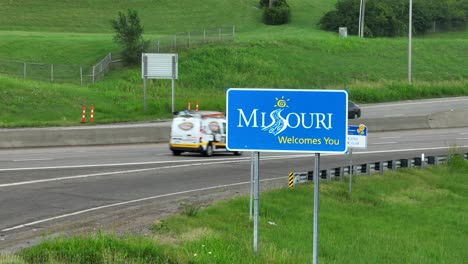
<box><xmin>290</xmin><ymin>153</ymin><xmax>468</xmax><ymax>187</ymax></box>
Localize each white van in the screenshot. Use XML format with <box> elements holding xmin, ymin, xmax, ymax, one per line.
<box><xmin>169</xmin><ymin>110</ymin><xmax>242</xmax><ymax>156</ymax></box>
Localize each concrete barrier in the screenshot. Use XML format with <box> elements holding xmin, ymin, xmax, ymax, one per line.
<box><xmin>428</xmin><ymin>110</ymin><xmax>468</xmax><ymax>129</ymax></box>
<box><xmin>0</xmin><ymin>122</ymin><xmax>171</xmax><ymax>148</ymax></box>
<box><xmin>1</xmin><ymin>111</ymin><xmax>467</xmax><ymax>148</ymax></box>
<box><xmin>349</xmin><ymin>116</ymin><xmax>430</xmax><ymax>131</ymax></box>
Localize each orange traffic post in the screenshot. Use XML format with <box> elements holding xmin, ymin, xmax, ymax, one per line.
<box><xmin>81</xmin><ymin>106</ymin><xmax>87</xmax><ymax>123</ymax></box>
<box><xmin>90</xmin><ymin>105</ymin><xmax>95</xmax><ymax>123</ymax></box>
<box><xmin>187</xmin><ymin>101</ymin><xmax>191</xmax><ymax>110</ymax></box>
<box><xmin>195</xmin><ymin>101</ymin><xmax>199</xmax><ymax>111</ymax></box>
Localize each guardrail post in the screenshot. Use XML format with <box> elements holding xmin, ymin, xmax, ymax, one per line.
<box><xmin>338</xmin><ymin>167</ymin><xmax>344</xmax><ymax>182</ymax></box>
<box><xmin>23</xmin><ymin>62</ymin><xmax>27</xmax><ymax>79</ymax></box>
<box><xmin>51</xmin><ymin>64</ymin><xmax>54</xmax><ymax>82</ymax></box>
<box><xmin>400</xmin><ymin>159</ymin><xmax>409</xmax><ymax>168</ymax></box>
<box><xmin>414</xmin><ymin>157</ymin><xmax>422</xmax><ymax>167</ymax></box>
<box><xmin>427</xmin><ymin>156</ymin><xmax>436</xmax><ymax>165</ymax></box>
<box><xmin>320</xmin><ymin>170</ymin><xmax>327</xmax><ymax>180</ymax></box>
<box><xmin>366</xmin><ymin>164</ymin><xmax>371</xmax><ymax>175</ymax></box>
<box><xmin>375</xmin><ymin>161</ymin><xmax>384</xmax><ymax>174</ymax></box>
<box><xmin>307</xmin><ymin>171</ymin><xmax>314</xmax><ymax>181</ymax></box>
<box><xmin>360</xmin><ymin>164</ymin><xmax>366</xmax><ymax>174</ymax></box>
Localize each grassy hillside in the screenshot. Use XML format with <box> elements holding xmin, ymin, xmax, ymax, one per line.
<box><xmin>0</xmin><ymin>0</ymin><xmax>467</xmax><ymax>127</ymax></box>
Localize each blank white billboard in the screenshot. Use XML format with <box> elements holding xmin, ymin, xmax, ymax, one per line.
<box><xmin>142</xmin><ymin>53</ymin><xmax>178</xmax><ymax>79</ymax></box>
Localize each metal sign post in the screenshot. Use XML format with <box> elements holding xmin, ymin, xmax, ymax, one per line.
<box><xmin>347</xmin><ymin>125</ymin><xmax>368</xmax><ymax>194</ymax></box>
<box><xmin>172</xmin><ymin>55</ymin><xmax>176</xmax><ymax>113</ymax></box>
<box><xmin>253</xmin><ymin>151</ymin><xmax>260</xmax><ymax>255</ymax></box>
<box><xmin>313</xmin><ymin>153</ymin><xmax>320</xmax><ymax>264</ymax></box>
<box><xmin>143</xmin><ymin>56</ymin><xmax>148</xmax><ymax>112</ymax></box>
<box><xmin>349</xmin><ymin>148</ymin><xmax>353</xmax><ymax>194</ymax></box>
<box><xmin>250</xmin><ymin>152</ymin><xmax>254</xmax><ymax>220</ymax></box>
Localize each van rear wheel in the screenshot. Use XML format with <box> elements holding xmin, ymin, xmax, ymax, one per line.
<box><xmin>204</xmin><ymin>144</ymin><xmax>213</xmax><ymax>157</ymax></box>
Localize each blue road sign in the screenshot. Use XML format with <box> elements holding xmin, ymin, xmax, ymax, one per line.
<box><xmin>348</xmin><ymin>124</ymin><xmax>368</xmax><ymax>149</ymax></box>
<box><xmin>226</xmin><ymin>88</ymin><xmax>348</xmax><ymax>153</ymax></box>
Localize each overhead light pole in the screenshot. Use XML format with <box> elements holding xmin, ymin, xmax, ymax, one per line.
<box><xmin>408</xmin><ymin>0</ymin><xmax>413</xmax><ymax>83</ymax></box>
<box><xmin>358</xmin><ymin>0</ymin><xmax>366</xmax><ymax>37</ymax></box>
<box><xmin>358</xmin><ymin>0</ymin><xmax>363</xmax><ymax>37</ymax></box>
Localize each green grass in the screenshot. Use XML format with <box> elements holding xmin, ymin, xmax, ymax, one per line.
<box><xmin>13</xmin><ymin>160</ymin><xmax>468</xmax><ymax>263</ymax></box>
<box><xmin>0</xmin><ymin>0</ymin><xmax>466</xmax><ymax>127</ymax></box>
<box><xmin>0</xmin><ymin>0</ymin><xmax>265</xmax><ymax>34</ymax></box>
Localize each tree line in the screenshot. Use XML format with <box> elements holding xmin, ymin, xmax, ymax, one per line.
<box><xmin>320</xmin><ymin>0</ymin><xmax>468</xmax><ymax>37</ymax></box>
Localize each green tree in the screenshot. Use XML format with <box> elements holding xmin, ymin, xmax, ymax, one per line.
<box><xmin>111</xmin><ymin>9</ymin><xmax>147</xmax><ymax>65</ymax></box>
<box><xmin>261</xmin><ymin>0</ymin><xmax>291</xmax><ymax>25</ymax></box>
<box><xmin>319</xmin><ymin>0</ymin><xmax>466</xmax><ymax>37</ymax></box>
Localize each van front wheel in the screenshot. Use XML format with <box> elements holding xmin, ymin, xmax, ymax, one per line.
<box><xmin>204</xmin><ymin>144</ymin><xmax>213</xmax><ymax>157</ymax></box>
<box><xmin>172</xmin><ymin>150</ymin><xmax>182</xmax><ymax>156</ymax></box>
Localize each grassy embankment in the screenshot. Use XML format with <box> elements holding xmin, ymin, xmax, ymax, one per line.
<box><xmin>0</xmin><ymin>0</ymin><xmax>467</xmax><ymax>127</ymax></box>
<box><xmin>4</xmin><ymin>156</ymin><xmax>466</xmax><ymax>263</ymax></box>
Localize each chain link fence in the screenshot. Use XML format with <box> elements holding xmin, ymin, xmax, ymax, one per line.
<box><xmin>0</xmin><ymin>55</ymin><xmax>115</xmax><ymax>85</ymax></box>
<box><xmin>0</xmin><ymin>26</ymin><xmax>235</xmax><ymax>84</ymax></box>
<box><xmin>150</xmin><ymin>25</ymin><xmax>235</xmax><ymax>53</ymax></box>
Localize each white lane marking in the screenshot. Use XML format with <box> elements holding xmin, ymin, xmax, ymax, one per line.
<box><xmin>370</xmin><ymin>142</ymin><xmax>398</xmax><ymax>145</ymax></box>
<box><xmin>13</xmin><ymin>158</ymin><xmax>54</xmax><ymax>162</ymax></box>
<box><xmin>0</xmin><ymin>158</ymin><xmax>246</xmax><ymax>172</ymax></box>
<box><xmin>384</xmin><ymin>114</ymin><xmax>404</xmax><ymax>117</ymax></box>
<box><xmin>1</xmin><ymin>176</ymin><xmax>283</xmax><ymax>232</ymax></box>
<box><xmin>457</xmin><ymin>138</ymin><xmax>468</xmax><ymax>140</ymax></box>
<box><xmin>363</xmin><ymin>98</ymin><xmax>468</xmax><ymax>109</ymax></box>
<box><xmin>0</xmin><ymin>155</ymin><xmax>312</xmax><ymax>188</ymax></box>
<box><xmin>0</xmin><ymin>154</ymin><xmax>316</xmax><ymax>172</ymax></box>
<box><xmin>379</xmin><ymin>136</ymin><xmax>400</xmax><ymax>139</ymax></box>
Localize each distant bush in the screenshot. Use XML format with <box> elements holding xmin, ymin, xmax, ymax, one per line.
<box><xmin>319</xmin><ymin>0</ymin><xmax>468</xmax><ymax>37</ymax></box>
<box><xmin>261</xmin><ymin>0</ymin><xmax>291</xmax><ymax>25</ymax></box>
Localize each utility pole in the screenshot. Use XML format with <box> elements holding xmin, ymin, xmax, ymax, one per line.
<box><xmin>269</xmin><ymin>0</ymin><xmax>274</xmax><ymax>8</ymax></box>
<box><xmin>408</xmin><ymin>0</ymin><xmax>413</xmax><ymax>83</ymax></box>
<box><xmin>361</xmin><ymin>0</ymin><xmax>366</xmax><ymax>37</ymax></box>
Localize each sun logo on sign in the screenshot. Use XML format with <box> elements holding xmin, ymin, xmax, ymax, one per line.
<box><xmin>274</xmin><ymin>96</ymin><xmax>290</xmax><ymax>108</ymax></box>
<box><xmin>263</xmin><ymin>96</ymin><xmax>290</xmax><ymax>136</ymax></box>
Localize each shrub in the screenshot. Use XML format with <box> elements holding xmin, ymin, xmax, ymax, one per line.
<box><xmin>111</xmin><ymin>9</ymin><xmax>148</xmax><ymax>66</ymax></box>
<box><xmin>262</xmin><ymin>0</ymin><xmax>291</xmax><ymax>25</ymax></box>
